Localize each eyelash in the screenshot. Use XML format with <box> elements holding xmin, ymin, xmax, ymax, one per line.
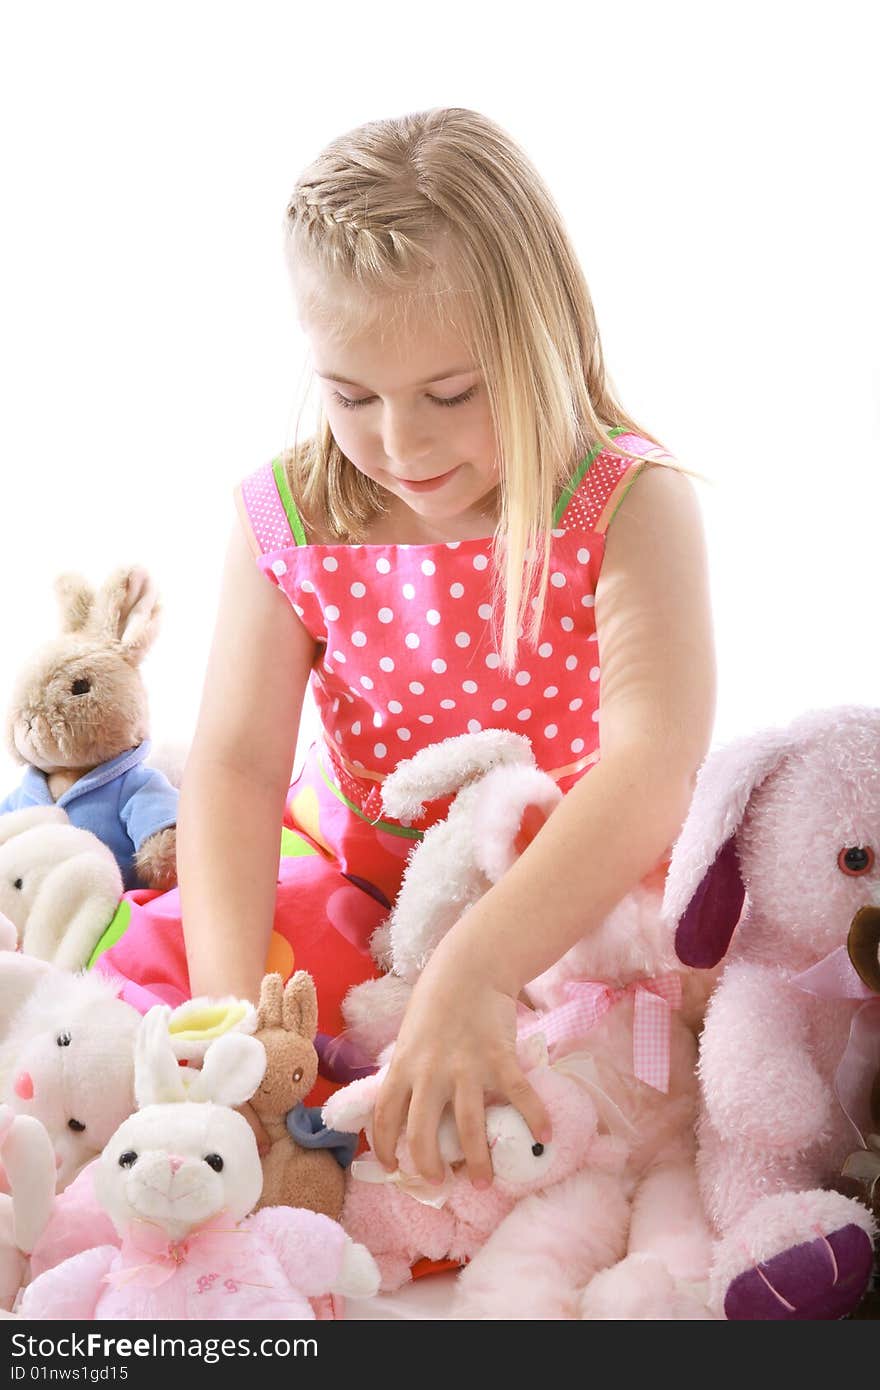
<box><xmin>332</xmin><ymin>386</ymin><xmax>478</xmax><ymax>411</ymax></box>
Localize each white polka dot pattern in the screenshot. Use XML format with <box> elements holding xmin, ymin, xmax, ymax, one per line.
<box><xmin>236</xmin><ymin>434</ymin><xmax>662</xmax><ymax>813</ymax></box>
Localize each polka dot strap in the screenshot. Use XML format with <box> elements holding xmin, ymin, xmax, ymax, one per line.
<box><xmin>559</xmin><ymin>433</ymin><xmax>677</xmax><ymax>536</ymax></box>
<box><xmin>234</xmin><ymin>457</ymin><xmax>306</xmax><ymax>559</ymax></box>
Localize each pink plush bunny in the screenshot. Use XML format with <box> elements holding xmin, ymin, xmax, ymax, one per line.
<box><xmin>19</xmin><ymin>1007</ymin><xmax>379</xmax><ymax>1320</ymax></box>
<box><xmin>322</xmin><ymin>1056</ymin><xmax>630</xmax><ymax>1317</ymax></box>
<box><xmin>524</xmin><ymin>882</ymin><xmax>718</xmax><ymax>1319</ymax></box>
<box><xmin>665</xmin><ymin>705</ymin><xmax>880</xmax><ymax>1319</ymax></box>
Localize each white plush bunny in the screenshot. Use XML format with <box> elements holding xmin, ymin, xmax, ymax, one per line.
<box><xmin>0</xmin><ymin>806</ymin><xmax>123</xmax><ymax>968</ymax></box>
<box><xmin>0</xmin><ymin>954</ymin><xmax>139</xmax><ymax>1191</ymax></box>
<box><xmin>342</xmin><ymin>730</ymin><xmax>562</xmax><ymax>1057</ymax></box>
<box><xmin>0</xmin><ymin>1105</ymin><xmax>57</xmax><ymax>1311</ymax></box>
<box><xmin>20</xmin><ymin>1007</ymin><xmax>380</xmax><ymax>1320</ymax></box>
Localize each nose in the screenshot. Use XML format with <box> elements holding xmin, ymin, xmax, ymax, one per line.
<box><xmin>381</xmin><ymin>404</ymin><xmax>434</xmax><ymax>470</ymax></box>
<box><xmin>13</xmin><ymin>1072</ymin><xmax>34</xmax><ymax>1100</ymax></box>
<box><xmin>168</xmin><ymin>1156</ymin><xmax>184</xmax><ymax>1174</ymax></box>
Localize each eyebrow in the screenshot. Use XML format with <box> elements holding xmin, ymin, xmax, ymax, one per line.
<box><xmin>316</xmin><ymin>366</ymin><xmax>478</xmax><ymax>388</ymax></box>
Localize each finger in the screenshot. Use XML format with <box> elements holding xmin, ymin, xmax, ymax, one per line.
<box><xmin>453</xmin><ymin>1080</ymin><xmax>493</xmax><ymax>1189</ymax></box>
<box><xmin>406</xmin><ymin>1083</ymin><xmax>449</xmax><ymax>1184</ymax></box>
<box><xmin>372</xmin><ymin>1072</ymin><xmax>411</xmax><ymax>1172</ymax></box>
<box><xmin>498</xmin><ymin>1063</ymin><xmax>552</xmax><ymax>1145</ymax></box>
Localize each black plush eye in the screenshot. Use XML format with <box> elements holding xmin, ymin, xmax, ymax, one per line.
<box><xmin>204</xmin><ymin>1153</ymin><xmax>224</xmax><ymax>1172</ymax></box>
<box><xmin>838</xmin><ymin>847</ymin><xmax>876</xmax><ymax>877</ymax></box>
<box><xmin>68</xmin><ymin>1118</ymin><xmax>86</xmax><ymax>1133</ymax></box>
<box><xmin>56</xmin><ymin>1031</ymin><xmax>72</xmax><ymax>1047</ymax></box>
<box><xmin>292</xmin><ymin>1068</ymin><xmax>304</xmax><ymax>1083</ymax></box>
<box><xmin>13</xmin><ymin>879</ymin><xmax>22</xmax><ymax>890</ymax></box>
<box><xmin>71</xmin><ymin>678</ymin><xmax>91</xmax><ymax>695</ymax></box>
<box><xmin>118</xmin><ymin>1150</ymin><xmax>138</xmax><ymax>1168</ymax></box>
<box><xmin>531</xmin><ymin>1143</ymin><xmax>545</xmax><ymax>1157</ymax></box>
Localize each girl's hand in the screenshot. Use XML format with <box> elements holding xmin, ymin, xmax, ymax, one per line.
<box><xmin>370</xmin><ymin>938</ymin><xmax>552</xmax><ymax>1187</ymax></box>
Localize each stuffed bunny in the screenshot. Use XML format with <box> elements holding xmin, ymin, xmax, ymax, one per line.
<box><xmin>1</xmin><ymin>566</ymin><xmax>179</xmax><ymax>892</ymax></box>
<box><xmin>0</xmin><ymin>954</ymin><xmax>139</xmax><ymax>1191</ymax></box>
<box><xmin>0</xmin><ymin>806</ymin><xmax>123</xmax><ymax>968</ymax></box>
<box><xmin>665</xmin><ymin>704</ymin><xmax>880</xmax><ymax>1319</ymax></box>
<box><xmin>341</xmin><ymin>730</ymin><xmax>563</xmax><ymax>1058</ymax></box>
<box><xmin>522</xmin><ymin>883</ymin><xmax>717</xmax><ymax>1321</ymax></box>
<box><xmin>322</xmin><ymin>1050</ymin><xmax>630</xmax><ymax>1316</ymax></box>
<box><xmin>249</xmin><ymin>973</ymin><xmax>348</xmax><ymax>1219</ymax></box>
<box><xmin>19</xmin><ymin>1008</ymin><xmax>380</xmax><ymax>1320</ymax></box>
<box><xmin>0</xmin><ymin>1105</ymin><xmax>56</xmax><ymax>1311</ymax></box>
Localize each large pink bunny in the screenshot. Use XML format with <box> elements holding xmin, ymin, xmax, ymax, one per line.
<box><xmin>665</xmin><ymin>705</ymin><xmax>880</xmax><ymax>1319</ymax></box>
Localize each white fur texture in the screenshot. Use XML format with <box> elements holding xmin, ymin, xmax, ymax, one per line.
<box><xmin>0</xmin><ymin>809</ymin><xmax>122</xmax><ymax>969</ymax></box>
<box><xmin>0</xmin><ymin>961</ymin><xmax>139</xmax><ymax>1190</ymax></box>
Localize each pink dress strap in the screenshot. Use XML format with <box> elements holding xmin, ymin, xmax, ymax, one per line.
<box><xmin>235</xmin><ymin>456</ymin><xmax>307</xmax><ymax>558</ymax></box>
<box><xmin>556</xmin><ymin>431</ymin><xmax>677</xmax><ymax>535</ymax></box>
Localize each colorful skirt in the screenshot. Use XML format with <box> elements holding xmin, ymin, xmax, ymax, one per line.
<box><xmin>91</xmin><ymin>742</ymin><xmax>419</xmax><ymax>1106</ymax></box>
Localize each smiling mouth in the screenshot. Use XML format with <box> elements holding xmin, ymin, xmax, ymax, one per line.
<box><xmin>396</xmin><ymin>467</ymin><xmax>460</xmax><ymax>493</ymax></box>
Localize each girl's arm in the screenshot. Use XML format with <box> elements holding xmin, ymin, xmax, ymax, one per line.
<box><xmin>178</xmin><ymin>521</ymin><xmax>317</xmax><ymax>1004</ymax></box>
<box><xmin>372</xmin><ymin>464</ymin><xmax>716</xmax><ymax>1184</ymax></box>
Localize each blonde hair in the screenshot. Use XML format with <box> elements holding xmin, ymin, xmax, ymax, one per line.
<box><xmin>282</xmin><ymin>106</ymin><xmax>683</xmax><ymax>669</ymax></box>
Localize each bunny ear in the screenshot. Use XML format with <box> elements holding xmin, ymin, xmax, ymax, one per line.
<box><xmin>54</xmin><ymin>573</ymin><xmax>95</xmax><ymax>634</ymax></box>
<box><xmin>186</xmin><ymin>1033</ymin><xmax>267</xmax><ymax>1108</ymax></box>
<box><xmin>471</xmin><ymin>764</ymin><xmax>563</xmax><ymax>883</ymax></box>
<box><xmin>135</xmin><ymin>1006</ymin><xmax>187</xmax><ymax>1108</ymax></box>
<box><xmin>257</xmin><ymin>973</ymin><xmax>284</xmax><ymax>1030</ymax></box>
<box><xmin>380</xmin><ymin>730</ymin><xmax>533</xmax><ymax>820</ymax></box>
<box><xmin>89</xmin><ymin>567</ymin><xmax>160</xmax><ymax>664</ymax></box>
<box><xmin>282</xmin><ymin>971</ymin><xmax>318</xmax><ymax>1040</ymax></box>
<box><xmin>664</xmin><ymin>721</ymin><xmax>802</xmax><ymax>968</ymax></box>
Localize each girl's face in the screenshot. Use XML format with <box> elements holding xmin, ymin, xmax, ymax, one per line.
<box><xmin>299</xmin><ymin>286</ymin><xmax>501</xmax><ymax>541</ymax></box>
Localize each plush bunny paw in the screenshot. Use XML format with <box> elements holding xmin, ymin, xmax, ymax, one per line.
<box><xmin>724</xmin><ymin>1225</ymin><xmax>873</xmax><ymax>1320</ymax></box>
<box><xmin>580</xmin><ymin>1253</ymin><xmax>714</xmax><ymax>1320</ymax></box>
<box><xmin>713</xmin><ymin>1189</ymin><xmax>876</xmax><ymax>1319</ymax></box>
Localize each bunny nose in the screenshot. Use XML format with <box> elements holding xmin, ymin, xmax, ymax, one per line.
<box><xmin>847</xmin><ymin>905</ymin><xmax>880</xmax><ymax>993</ymax></box>
<box><xmin>13</xmin><ymin>1072</ymin><xmax>34</xmax><ymax>1100</ymax></box>
<box><xmin>168</xmin><ymin>1156</ymin><xmax>184</xmax><ymax>1174</ymax></box>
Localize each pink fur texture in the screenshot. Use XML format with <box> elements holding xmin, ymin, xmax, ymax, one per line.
<box><xmin>323</xmin><ymin>1063</ymin><xmax>629</xmax><ymax>1313</ymax></box>
<box><xmin>664</xmin><ymin>705</ymin><xmax>880</xmax><ymax>1318</ymax></box>
<box><xmin>525</xmin><ymin>882</ymin><xmax>716</xmax><ymax>1319</ymax></box>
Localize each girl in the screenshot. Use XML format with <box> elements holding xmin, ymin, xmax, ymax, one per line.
<box><xmin>95</xmin><ymin>107</ymin><xmax>715</xmax><ymax>1187</ymax></box>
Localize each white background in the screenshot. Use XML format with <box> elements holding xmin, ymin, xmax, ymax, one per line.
<box><xmin>1</xmin><ymin>0</ymin><xmax>877</xmax><ymax>792</ymax></box>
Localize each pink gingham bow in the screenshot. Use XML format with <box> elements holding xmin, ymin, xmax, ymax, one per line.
<box><xmin>105</xmin><ymin>1210</ymin><xmax>253</xmax><ymax>1290</ymax></box>
<box><xmin>518</xmin><ymin>974</ymin><xmax>683</xmax><ymax>1094</ymax></box>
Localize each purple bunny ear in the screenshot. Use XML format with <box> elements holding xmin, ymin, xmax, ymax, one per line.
<box><xmin>663</xmin><ymin>720</ymin><xmax>802</xmax><ymax>968</ymax></box>
<box><xmin>674</xmin><ymin>835</ymin><xmax>745</xmax><ymax>967</ymax></box>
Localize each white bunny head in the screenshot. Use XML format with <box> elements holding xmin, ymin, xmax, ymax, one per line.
<box><xmin>93</xmin><ymin>1006</ymin><xmax>267</xmax><ymax>1242</ymax></box>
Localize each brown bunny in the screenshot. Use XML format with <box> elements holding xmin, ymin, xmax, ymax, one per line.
<box><xmin>250</xmin><ymin>972</ymin><xmax>347</xmax><ymax>1219</ymax></box>
<box><xmin>0</xmin><ymin>566</ymin><xmax>178</xmax><ymax>891</ymax></box>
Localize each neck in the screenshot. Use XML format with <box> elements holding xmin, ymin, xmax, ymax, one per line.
<box><xmin>375</xmin><ymin>488</ymin><xmax>501</xmax><ymax>545</ymax></box>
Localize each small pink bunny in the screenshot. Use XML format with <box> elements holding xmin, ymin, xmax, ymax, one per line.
<box><xmin>19</xmin><ymin>1007</ymin><xmax>379</xmax><ymax>1320</ymax></box>
<box><xmin>665</xmin><ymin>705</ymin><xmax>880</xmax><ymax>1319</ymax></box>
<box><xmin>323</xmin><ymin>1055</ymin><xmax>629</xmax><ymax>1317</ymax></box>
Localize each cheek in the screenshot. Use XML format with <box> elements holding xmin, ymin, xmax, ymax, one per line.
<box><xmin>326</xmin><ymin>411</ymin><xmax>382</xmax><ymax>475</ymax></box>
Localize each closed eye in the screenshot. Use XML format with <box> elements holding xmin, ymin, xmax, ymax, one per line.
<box><xmin>332</xmin><ymin>389</ymin><xmax>478</xmax><ymax>408</ymax></box>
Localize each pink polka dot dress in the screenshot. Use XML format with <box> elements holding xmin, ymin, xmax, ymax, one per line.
<box><xmin>238</xmin><ymin>430</ymin><xmax>669</xmax><ymax>826</ymax></box>
<box><xmin>92</xmin><ymin>429</ymin><xmax>671</xmax><ymax>1106</ymax></box>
